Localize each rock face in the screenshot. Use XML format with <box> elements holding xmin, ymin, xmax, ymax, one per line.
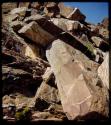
<box><xmin>2</xmin><ymin>2</ymin><xmax>109</xmax><ymax>121</ymax></box>
<box><xmin>46</xmin><ymin>39</ymin><xmax>108</xmax><ymax>120</ymax></box>
<box><xmin>98</xmin><ymin>52</ymin><xmax>109</xmax><ymax>89</ymax></box>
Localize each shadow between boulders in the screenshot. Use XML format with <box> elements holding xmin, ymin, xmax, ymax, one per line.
<box><xmin>74</xmin><ymin>111</ymin><xmax>108</xmax><ymax>121</ymax></box>
<box><xmin>3</xmin><ymin>78</ymin><xmax>42</xmax><ymax>98</ymax></box>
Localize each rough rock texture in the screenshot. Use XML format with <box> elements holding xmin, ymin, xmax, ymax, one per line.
<box><xmin>2</xmin><ymin>2</ymin><xmax>109</xmax><ymax>121</ymax></box>
<box><xmin>18</xmin><ymin>21</ymin><xmax>54</xmax><ymax>47</ymax></box>
<box><xmin>58</xmin><ymin>2</ymin><xmax>86</xmax><ymax>21</ymax></box>
<box><xmin>98</xmin><ymin>52</ymin><xmax>109</xmax><ymax>89</ymax></box>
<box><xmin>46</xmin><ymin>39</ymin><xmax>108</xmax><ymax>120</ymax></box>
<box><xmin>51</xmin><ymin>18</ymin><xmax>84</xmax><ymax>32</ymax></box>
<box><xmin>101</xmin><ymin>17</ymin><xmax>109</xmax><ymax>29</ymax></box>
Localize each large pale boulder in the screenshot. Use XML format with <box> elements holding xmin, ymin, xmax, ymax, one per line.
<box><xmin>46</xmin><ymin>39</ymin><xmax>109</xmax><ymax>120</ymax></box>
<box><xmin>98</xmin><ymin>52</ymin><xmax>109</xmax><ymax>89</ymax></box>
<box><xmin>18</xmin><ymin>21</ymin><xmax>54</xmax><ymax>47</ymax></box>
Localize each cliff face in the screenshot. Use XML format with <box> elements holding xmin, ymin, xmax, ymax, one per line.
<box><xmin>2</xmin><ymin>2</ymin><xmax>109</xmax><ymax>121</ymax></box>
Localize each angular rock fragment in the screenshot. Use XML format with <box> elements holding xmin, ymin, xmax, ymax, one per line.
<box><xmin>44</xmin><ymin>2</ymin><xmax>60</xmax><ymax>18</ymax></box>
<box><xmin>18</xmin><ymin>2</ymin><xmax>30</xmax><ymax>8</ymax></box>
<box><xmin>46</xmin><ymin>39</ymin><xmax>109</xmax><ymax>120</ymax></box>
<box><xmin>31</xmin><ymin>2</ymin><xmax>41</xmax><ymax>9</ymax></box>
<box><xmin>24</xmin><ymin>43</ymin><xmax>40</xmax><ymax>59</ymax></box>
<box><xmin>24</xmin><ymin>14</ymin><xmax>46</xmax><ymax>23</ymax></box>
<box><xmin>58</xmin><ymin>2</ymin><xmax>86</xmax><ymax>21</ymax></box>
<box><xmin>2</xmin><ymin>23</ymin><xmax>42</xmax><ymax>59</ymax></box>
<box><xmin>33</xmin><ymin>67</ymin><xmax>61</xmax><ymax>111</ymax></box>
<box><xmin>91</xmin><ymin>36</ymin><xmax>109</xmax><ymax>51</ymax></box>
<box><xmin>18</xmin><ymin>21</ymin><xmax>54</xmax><ymax>47</ymax></box>
<box><xmin>10</xmin><ymin>7</ymin><xmax>27</xmax><ymax>16</ymax></box>
<box><xmin>101</xmin><ymin>17</ymin><xmax>109</xmax><ymax>29</ymax></box>
<box><xmin>51</xmin><ymin>18</ymin><xmax>84</xmax><ymax>32</ymax></box>
<box><xmin>99</xmin><ymin>27</ymin><xmax>109</xmax><ymax>40</ymax></box>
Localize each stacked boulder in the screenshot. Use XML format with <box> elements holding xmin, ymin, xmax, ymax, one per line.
<box><xmin>2</xmin><ymin>2</ymin><xmax>109</xmax><ymax>121</ymax></box>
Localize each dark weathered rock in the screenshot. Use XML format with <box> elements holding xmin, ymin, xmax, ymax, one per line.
<box><xmin>31</xmin><ymin>2</ymin><xmax>41</xmax><ymax>9</ymax></box>
<box><xmin>91</xmin><ymin>36</ymin><xmax>109</xmax><ymax>51</ymax></box>
<box><xmin>10</xmin><ymin>21</ymin><xmax>25</xmax><ymax>32</ymax></box>
<box><xmin>101</xmin><ymin>17</ymin><xmax>109</xmax><ymax>29</ymax></box>
<box><xmin>44</xmin><ymin>2</ymin><xmax>60</xmax><ymax>18</ymax></box>
<box><xmin>58</xmin><ymin>2</ymin><xmax>86</xmax><ymax>21</ymax></box>
<box><xmin>2</xmin><ymin>23</ymin><xmax>42</xmax><ymax>59</ymax></box>
<box><xmin>33</xmin><ymin>67</ymin><xmax>61</xmax><ymax>111</ymax></box>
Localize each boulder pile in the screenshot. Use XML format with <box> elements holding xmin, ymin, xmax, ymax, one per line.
<box><xmin>2</xmin><ymin>2</ymin><xmax>109</xmax><ymax>121</ymax></box>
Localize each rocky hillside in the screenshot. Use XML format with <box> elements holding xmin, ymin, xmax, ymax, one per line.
<box><xmin>2</xmin><ymin>2</ymin><xmax>109</xmax><ymax>121</ymax></box>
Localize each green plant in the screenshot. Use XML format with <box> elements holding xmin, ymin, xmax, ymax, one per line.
<box><xmin>85</xmin><ymin>42</ymin><xmax>95</xmax><ymax>56</ymax></box>
<box><xmin>15</xmin><ymin>106</ymin><xmax>31</xmax><ymax>121</ymax></box>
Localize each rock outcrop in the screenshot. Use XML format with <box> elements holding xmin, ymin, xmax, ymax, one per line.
<box><xmin>2</xmin><ymin>2</ymin><xmax>109</xmax><ymax>121</ymax></box>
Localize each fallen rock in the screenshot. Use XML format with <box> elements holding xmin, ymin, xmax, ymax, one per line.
<box><xmin>32</xmin><ymin>111</ymin><xmax>53</xmax><ymax>119</ymax></box>
<box><xmin>51</xmin><ymin>18</ymin><xmax>84</xmax><ymax>32</ymax></box>
<box><xmin>24</xmin><ymin>14</ymin><xmax>46</xmax><ymax>24</ymax></box>
<box><xmin>10</xmin><ymin>7</ymin><xmax>27</xmax><ymax>16</ymax></box>
<box><xmin>2</xmin><ymin>23</ymin><xmax>42</xmax><ymax>59</ymax></box>
<box><xmin>101</xmin><ymin>17</ymin><xmax>109</xmax><ymax>29</ymax></box>
<box><xmin>58</xmin><ymin>2</ymin><xmax>86</xmax><ymax>21</ymax></box>
<box><xmin>44</xmin><ymin>2</ymin><xmax>60</xmax><ymax>18</ymax></box>
<box><xmin>24</xmin><ymin>43</ymin><xmax>40</xmax><ymax>59</ymax></box>
<box><xmin>18</xmin><ymin>21</ymin><xmax>54</xmax><ymax>47</ymax></box>
<box><xmin>31</xmin><ymin>2</ymin><xmax>41</xmax><ymax>9</ymax></box>
<box><xmin>33</xmin><ymin>67</ymin><xmax>61</xmax><ymax>111</ymax></box>
<box><xmin>19</xmin><ymin>2</ymin><xmax>30</xmax><ymax>8</ymax></box>
<box><xmin>91</xmin><ymin>36</ymin><xmax>109</xmax><ymax>51</ymax></box>
<box><xmin>99</xmin><ymin>27</ymin><xmax>109</xmax><ymax>40</ymax></box>
<box><xmin>98</xmin><ymin>52</ymin><xmax>109</xmax><ymax>89</ymax></box>
<box><xmin>46</xmin><ymin>39</ymin><xmax>109</xmax><ymax>120</ymax></box>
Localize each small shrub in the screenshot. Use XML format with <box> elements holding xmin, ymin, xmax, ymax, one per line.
<box><xmin>15</xmin><ymin>106</ymin><xmax>31</xmax><ymax>121</ymax></box>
